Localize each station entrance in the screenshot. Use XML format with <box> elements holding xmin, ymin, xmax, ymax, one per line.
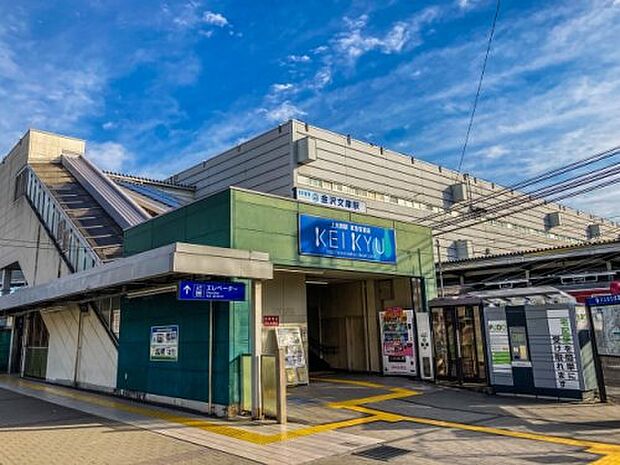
<box><xmin>304</xmin><ymin>273</ymin><xmax>426</xmax><ymax>374</ymax></box>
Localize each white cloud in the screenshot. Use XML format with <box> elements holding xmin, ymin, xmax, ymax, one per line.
<box><xmin>287</xmin><ymin>54</ymin><xmax>311</xmax><ymax>63</ymax></box>
<box><xmin>202</xmin><ymin>11</ymin><xmax>229</xmax><ymax>27</ymax></box>
<box><xmin>261</xmin><ymin>101</ymin><xmax>306</xmax><ymax>123</ymax></box>
<box><xmin>482</xmin><ymin>145</ymin><xmax>508</xmax><ymax>159</ymax></box>
<box><xmin>333</xmin><ymin>10</ymin><xmax>438</xmax><ymax>65</ymax></box>
<box><xmin>102</xmin><ymin>121</ymin><xmax>117</xmax><ymax>130</ymax></box>
<box><xmin>271</xmin><ymin>83</ymin><xmax>294</xmax><ymax>93</ymax></box>
<box><xmin>313</xmin><ymin>67</ymin><xmax>332</xmax><ymax>89</ymax></box>
<box><xmin>87</xmin><ymin>142</ymin><xmax>133</xmax><ymax>172</ymax></box>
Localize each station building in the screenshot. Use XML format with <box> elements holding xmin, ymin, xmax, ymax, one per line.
<box><xmin>0</xmin><ymin>129</ymin><xmax>435</xmax><ymax>415</ymax></box>
<box><xmin>0</xmin><ymin>123</ymin><xmax>612</xmax><ymax>413</ymax></box>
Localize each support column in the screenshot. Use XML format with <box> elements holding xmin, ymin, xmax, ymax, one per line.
<box><xmin>250</xmin><ymin>280</ymin><xmax>263</xmax><ymax>419</ymax></box>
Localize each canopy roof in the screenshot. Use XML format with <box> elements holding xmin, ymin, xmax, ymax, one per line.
<box><xmin>0</xmin><ymin>242</ymin><xmax>272</xmax><ymax>313</ymax></box>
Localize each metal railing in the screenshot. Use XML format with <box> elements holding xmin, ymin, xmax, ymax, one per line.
<box><xmin>21</xmin><ymin>166</ymin><xmax>100</xmax><ymax>273</ymax></box>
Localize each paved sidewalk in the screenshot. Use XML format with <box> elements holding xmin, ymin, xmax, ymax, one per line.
<box><xmin>1</xmin><ymin>374</ymin><xmax>620</xmax><ymax>465</ymax></box>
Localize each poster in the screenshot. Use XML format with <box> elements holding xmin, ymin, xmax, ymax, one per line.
<box><xmin>379</xmin><ymin>307</ymin><xmax>416</xmax><ymax>375</ymax></box>
<box><xmin>150</xmin><ymin>325</ymin><xmax>179</xmax><ymax>361</ymax></box>
<box><xmin>487</xmin><ymin>319</ymin><xmax>511</xmax><ymax>374</ymax></box>
<box><xmin>275</xmin><ymin>326</ymin><xmax>308</xmax><ymax>386</ymax></box>
<box><xmin>591</xmin><ymin>304</ymin><xmax>620</xmax><ymax>356</ymax></box>
<box><xmin>547</xmin><ymin>309</ymin><xmax>580</xmax><ymax>390</ymax></box>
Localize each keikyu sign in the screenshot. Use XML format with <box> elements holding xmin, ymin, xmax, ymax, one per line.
<box><xmin>298</xmin><ymin>214</ymin><xmax>396</xmax><ymax>264</ymax></box>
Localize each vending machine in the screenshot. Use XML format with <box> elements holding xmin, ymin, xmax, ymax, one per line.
<box><xmin>379</xmin><ymin>307</ymin><xmax>417</xmax><ymax>376</ymax></box>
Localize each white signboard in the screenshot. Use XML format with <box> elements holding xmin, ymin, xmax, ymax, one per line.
<box><xmin>379</xmin><ymin>308</ymin><xmax>416</xmax><ymax>376</ymax></box>
<box><xmin>487</xmin><ymin>320</ymin><xmax>512</xmax><ymax>374</ymax></box>
<box><xmin>547</xmin><ymin>309</ymin><xmax>580</xmax><ymax>390</ymax></box>
<box><xmin>295</xmin><ymin>188</ymin><xmax>366</xmax><ymax>213</ymax></box>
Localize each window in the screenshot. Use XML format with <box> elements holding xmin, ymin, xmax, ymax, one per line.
<box><xmin>14</xmin><ymin>169</ymin><xmax>29</xmax><ymax>200</ymax></box>
<box><xmin>509</xmin><ymin>326</ymin><xmax>529</xmax><ymax>362</ymax></box>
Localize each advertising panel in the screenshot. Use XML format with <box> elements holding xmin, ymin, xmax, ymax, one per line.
<box><xmin>150</xmin><ymin>325</ymin><xmax>179</xmax><ymax>362</ymax></box>
<box><xmin>379</xmin><ymin>307</ymin><xmax>417</xmax><ymax>375</ymax></box>
<box><xmin>298</xmin><ymin>214</ymin><xmax>396</xmax><ymax>264</ymax></box>
<box><xmin>487</xmin><ymin>319</ymin><xmax>511</xmax><ymax>374</ymax></box>
<box><xmin>547</xmin><ymin>309</ymin><xmax>580</xmax><ymax>390</ymax></box>
<box><xmin>275</xmin><ymin>326</ymin><xmax>309</xmax><ymax>386</ymax></box>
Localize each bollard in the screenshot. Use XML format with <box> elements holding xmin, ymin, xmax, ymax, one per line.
<box><xmin>275</xmin><ymin>348</ymin><xmax>287</xmax><ymax>424</ymax></box>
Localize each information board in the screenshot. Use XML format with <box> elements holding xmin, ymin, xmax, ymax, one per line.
<box><xmin>275</xmin><ymin>326</ymin><xmax>308</xmax><ymax>386</ymax></box>
<box><xmin>547</xmin><ymin>309</ymin><xmax>580</xmax><ymax>390</ymax></box>
<box><xmin>379</xmin><ymin>307</ymin><xmax>416</xmax><ymax>375</ymax></box>
<box><xmin>298</xmin><ymin>214</ymin><xmax>396</xmax><ymax>263</ymax></box>
<box><xmin>487</xmin><ymin>319</ymin><xmax>511</xmax><ymax>374</ymax></box>
<box><xmin>150</xmin><ymin>325</ymin><xmax>179</xmax><ymax>361</ymax></box>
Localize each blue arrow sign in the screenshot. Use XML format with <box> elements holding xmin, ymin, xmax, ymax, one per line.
<box><xmin>178</xmin><ymin>280</ymin><xmax>246</xmax><ymax>301</ymax></box>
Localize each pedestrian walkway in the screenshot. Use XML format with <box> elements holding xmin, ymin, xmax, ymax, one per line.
<box><xmin>1</xmin><ymin>374</ymin><xmax>620</xmax><ymax>464</ymax></box>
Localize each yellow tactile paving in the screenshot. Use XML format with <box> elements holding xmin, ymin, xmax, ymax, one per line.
<box><xmin>3</xmin><ymin>375</ymin><xmax>620</xmax><ymax>464</ymax></box>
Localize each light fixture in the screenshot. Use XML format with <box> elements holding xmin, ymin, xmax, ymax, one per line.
<box><xmin>305</xmin><ymin>280</ymin><xmax>329</xmax><ymax>286</ymax></box>
<box><xmin>126</xmin><ymin>284</ymin><xmax>177</xmax><ymax>299</ymax></box>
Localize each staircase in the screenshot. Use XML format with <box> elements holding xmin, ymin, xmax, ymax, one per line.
<box><xmin>30</xmin><ymin>163</ymin><xmax>123</xmax><ymax>262</ymax></box>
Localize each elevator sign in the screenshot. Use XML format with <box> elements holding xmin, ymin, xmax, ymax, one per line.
<box><xmin>298</xmin><ymin>214</ymin><xmax>396</xmax><ymax>263</ymax></box>
<box><xmin>177</xmin><ymin>281</ymin><xmax>246</xmax><ymax>301</ymax></box>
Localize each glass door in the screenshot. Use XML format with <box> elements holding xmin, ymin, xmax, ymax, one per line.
<box><xmin>432</xmin><ymin>305</ymin><xmax>487</xmax><ymax>383</ymax></box>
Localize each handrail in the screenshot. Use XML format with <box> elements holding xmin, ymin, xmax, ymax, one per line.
<box><xmin>61</xmin><ymin>153</ymin><xmax>150</xmax><ymax>229</ymax></box>
<box><xmin>23</xmin><ymin>166</ymin><xmax>101</xmax><ymax>273</ymax></box>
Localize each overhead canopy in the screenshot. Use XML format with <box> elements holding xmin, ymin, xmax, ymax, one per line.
<box><xmin>0</xmin><ymin>242</ymin><xmax>272</xmax><ymax>313</ymax></box>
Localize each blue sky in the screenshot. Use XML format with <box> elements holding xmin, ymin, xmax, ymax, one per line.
<box><xmin>1</xmin><ymin>0</ymin><xmax>620</xmax><ymax>217</ymax></box>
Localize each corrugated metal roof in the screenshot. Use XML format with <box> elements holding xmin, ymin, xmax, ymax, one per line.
<box><xmin>444</xmin><ymin>237</ymin><xmax>620</xmax><ymax>265</ymax></box>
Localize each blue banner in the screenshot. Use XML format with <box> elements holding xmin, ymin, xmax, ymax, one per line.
<box><xmin>178</xmin><ymin>281</ymin><xmax>246</xmax><ymax>301</ymax></box>
<box><xmin>586</xmin><ymin>294</ymin><xmax>620</xmax><ymax>306</ymax></box>
<box><xmin>299</xmin><ymin>214</ymin><xmax>397</xmax><ymax>264</ymax></box>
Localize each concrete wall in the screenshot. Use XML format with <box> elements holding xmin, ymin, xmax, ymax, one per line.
<box><xmin>171</xmin><ymin>124</ymin><xmax>294</xmax><ymax>199</ymax></box>
<box><xmin>262</xmin><ymin>272</ymin><xmax>307</xmax><ymax>355</ymax></box>
<box><xmin>290</xmin><ymin>121</ymin><xmax>620</xmax><ymax>259</ymax></box>
<box><xmin>41</xmin><ymin>305</ymin><xmax>117</xmax><ymax>390</ymax></box>
<box><xmin>0</xmin><ymin>130</ymin><xmax>84</xmax><ymax>285</ymax></box>
<box><xmin>169</xmin><ymin>120</ymin><xmax>620</xmax><ymax>261</ymax></box>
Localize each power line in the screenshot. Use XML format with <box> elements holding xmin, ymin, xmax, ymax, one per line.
<box><xmin>420</xmin><ymin>145</ymin><xmax>620</xmax><ymax>226</ymax></box>
<box><xmin>431</xmin><ymin>161</ymin><xmax>620</xmax><ymax>230</ymax></box>
<box><xmin>457</xmin><ymin>0</ymin><xmax>501</xmax><ymax>172</ymax></box>
<box><xmin>435</xmin><ymin>174</ymin><xmax>620</xmax><ymax>236</ymax></box>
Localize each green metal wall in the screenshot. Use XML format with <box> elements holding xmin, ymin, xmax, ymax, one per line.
<box><xmin>116</xmin><ymin>294</ymin><xmax>233</xmax><ymax>405</ymax></box>
<box><xmin>230</xmin><ymin>189</ymin><xmax>436</xmax><ymax>294</ymax></box>
<box><xmin>0</xmin><ymin>329</ymin><xmax>11</xmax><ymax>372</ymax></box>
<box><xmin>124</xmin><ymin>188</ymin><xmax>436</xmax><ymax>292</ymax></box>
<box><xmin>120</xmin><ymin>187</ymin><xmax>436</xmax><ymax>406</ymax></box>
<box><xmin>124</xmin><ymin>189</ymin><xmax>231</xmax><ymax>256</ymax></box>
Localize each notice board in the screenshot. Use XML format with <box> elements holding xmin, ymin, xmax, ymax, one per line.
<box><xmin>275</xmin><ymin>326</ymin><xmax>309</xmax><ymax>386</ymax></box>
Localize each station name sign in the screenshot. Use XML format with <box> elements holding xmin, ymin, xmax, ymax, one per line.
<box><xmin>586</xmin><ymin>294</ymin><xmax>620</xmax><ymax>306</ymax></box>
<box><xmin>295</xmin><ymin>188</ymin><xmax>366</xmax><ymax>213</ymax></box>
<box><xmin>298</xmin><ymin>214</ymin><xmax>396</xmax><ymax>264</ymax></box>
<box><xmin>178</xmin><ymin>280</ymin><xmax>246</xmax><ymax>301</ymax></box>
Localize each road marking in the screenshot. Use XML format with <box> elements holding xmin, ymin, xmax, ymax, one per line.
<box><xmin>3</xmin><ymin>375</ymin><xmax>620</xmax><ymax>464</ymax></box>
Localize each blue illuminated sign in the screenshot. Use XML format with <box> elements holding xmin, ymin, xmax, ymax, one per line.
<box><xmin>178</xmin><ymin>281</ymin><xmax>246</xmax><ymax>301</ymax></box>
<box><xmin>586</xmin><ymin>294</ymin><xmax>620</xmax><ymax>306</ymax></box>
<box><xmin>298</xmin><ymin>214</ymin><xmax>396</xmax><ymax>264</ymax></box>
